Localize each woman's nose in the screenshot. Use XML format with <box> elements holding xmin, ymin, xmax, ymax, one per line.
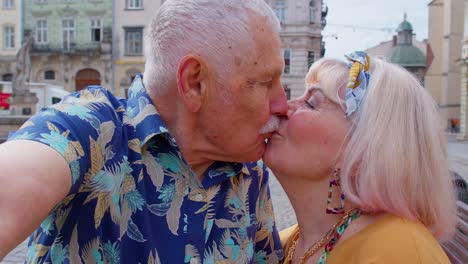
<box><xmin>286</xmin><ymin>99</ymin><xmax>300</xmax><ymax>119</ymax></box>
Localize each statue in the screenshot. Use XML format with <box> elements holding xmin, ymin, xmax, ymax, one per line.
<box><xmin>12</xmin><ymin>35</ymin><xmax>33</xmax><ymax>95</ymax></box>
<box><xmin>9</xmin><ymin>35</ymin><xmax>38</xmax><ymax>115</ymax></box>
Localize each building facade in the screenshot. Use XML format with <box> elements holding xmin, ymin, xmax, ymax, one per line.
<box><xmin>426</xmin><ymin>0</ymin><xmax>464</xmax><ymax>131</ymax></box>
<box><xmin>267</xmin><ymin>0</ymin><xmax>326</xmax><ymax>99</ymax></box>
<box><xmin>0</xmin><ymin>0</ymin><xmax>22</xmax><ymax>82</ymax></box>
<box><xmin>24</xmin><ymin>0</ymin><xmax>112</xmax><ymax>93</ymax></box>
<box><xmin>113</xmin><ymin>0</ymin><xmax>163</xmax><ymax>98</ymax></box>
<box><xmin>366</xmin><ymin>15</ymin><xmax>427</xmax><ymax>82</ymax></box>
<box><xmin>459</xmin><ymin>0</ymin><xmax>468</xmax><ymax>140</ymax></box>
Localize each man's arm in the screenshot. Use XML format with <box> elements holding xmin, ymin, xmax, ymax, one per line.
<box><xmin>0</xmin><ymin>140</ymin><xmax>71</xmax><ymax>260</ymax></box>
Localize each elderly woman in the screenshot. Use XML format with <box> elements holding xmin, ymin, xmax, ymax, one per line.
<box><xmin>264</xmin><ymin>52</ymin><xmax>457</xmax><ymax>264</ymax></box>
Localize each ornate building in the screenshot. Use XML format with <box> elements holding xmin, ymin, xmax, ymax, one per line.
<box><xmin>113</xmin><ymin>0</ymin><xmax>162</xmax><ymax>98</ymax></box>
<box><xmin>266</xmin><ymin>0</ymin><xmax>326</xmax><ymax>99</ymax></box>
<box><xmin>426</xmin><ymin>0</ymin><xmax>464</xmax><ymax>131</ymax></box>
<box><xmin>24</xmin><ymin>0</ymin><xmax>112</xmax><ymax>92</ymax></box>
<box><xmin>0</xmin><ymin>0</ymin><xmax>22</xmax><ymax>82</ymax></box>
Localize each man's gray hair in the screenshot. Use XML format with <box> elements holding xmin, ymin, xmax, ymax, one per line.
<box><xmin>143</xmin><ymin>0</ymin><xmax>280</xmax><ymax>95</ymax></box>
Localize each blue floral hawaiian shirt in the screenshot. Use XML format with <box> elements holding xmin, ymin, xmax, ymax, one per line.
<box><xmin>8</xmin><ymin>75</ymin><xmax>283</xmax><ymax>264</ymax></box>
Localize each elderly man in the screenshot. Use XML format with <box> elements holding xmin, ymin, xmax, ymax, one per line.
<box><xmin>0</xmin><ymin>0</ymin><xmax>287</xmax><ymax>263</ymax></box>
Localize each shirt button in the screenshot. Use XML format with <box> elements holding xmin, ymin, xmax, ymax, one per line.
<box><xmin>194</xmin><ymin>194</ymin><xmax>203</xmax><ymax>202</ymax></box>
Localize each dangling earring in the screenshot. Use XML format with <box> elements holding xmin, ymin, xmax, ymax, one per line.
<box><xmin>326</xmin><ymin>169</ymin><xmax>345</xmax><ymax>214</ymax></box>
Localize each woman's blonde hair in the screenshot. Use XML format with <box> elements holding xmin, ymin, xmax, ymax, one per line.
<box><xmin>305</xmin><ymin>57</ymin><xmax>457</xmax><ymax>240</ymax></box>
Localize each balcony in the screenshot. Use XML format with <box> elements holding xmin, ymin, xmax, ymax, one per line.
<box><xmin>31</xmin><ymin>42</ymin><xmax>107</xmax><ymax>55</ymax></box>
<box><xmin>26</xmin><ymin>27</ymin><xmax>112</xmax><ymax>55</ymax></box>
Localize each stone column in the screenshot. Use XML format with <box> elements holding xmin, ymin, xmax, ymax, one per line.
<box><xmin>458</xmin><ymin>61</ymin><xmax>468</xmax><ymax>140</ymax></box>
<box><xmin>458</xmin><ymin>0</ymin><xmax>468</xmax><ymax>141</ymax></box>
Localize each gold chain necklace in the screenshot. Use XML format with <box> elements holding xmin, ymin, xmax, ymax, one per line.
<box><xmin>285</xmin><ymin>209</ymin><xmax>359</xmax><ymax>264</ymax></box>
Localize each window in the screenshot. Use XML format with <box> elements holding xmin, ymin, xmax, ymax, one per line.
<box><xmin>309</xmin><ymin>1</ymin><xmax>317</xmax><ymax>23</ymax></box>
<box><xmin>2</xmin><ymin>0</ymin><xmax>14</xmax><ymax>9</ymax></box>
<box><xmin>3</xmin><ymin>26</ymin><xmax>14</xmax><ymax>49</ymax></box>
<box><xmin>284</xmin><ymin>85</ymin><xmax>291</xmax><ymax>100</ymax></box>
<box><xmin>36</xmin><ymin>19</ymin><xmax>47</xmax><ymax>44</ymax></box>
<box><xmin>283</xmin><ymin>49</ymin><xmax>291</xmax><ymax>74</ymax></box>
<box><xmin>51</xmin><ymin>97</ymin><xmax>62</xmax><ymax>104</ymax></box>
<box><xmin>274</xmin><ymin>0</ymin><xmax>286</xmax><ymax>23</ymax></box>
<box><xmin>62</xmin><ymin>19</ymin><xmax>75</xmax><ymax>51</ymax></box>
<box><xmin>127</xmin><ymin>0</ymin><xmax>142</xmax><ymax>9</ymax></box>
<box><xmin>44</xmin><ymin>70</ymin><xmax>55</xmax><ymax>80</ymax></box>
<box><xmin>2</xmin><ymin>73</ymin><xmax>12</xmax><ymax>81</ymax></box>
<box><xmin>307</xmin><ymin>51</ymin><xmax>315</xmax><ymax>69</ymax></box>
<box><xmin>125</xmin><ymin>27</ymin><xmax>143</xmax><ymax>55</ymax></box>
<box><xmin>90</xmin><ymin>19</ymin><xmax>102</xmax><ymax>42</ymax></box>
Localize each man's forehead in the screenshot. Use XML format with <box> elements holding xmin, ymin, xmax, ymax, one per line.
<box><xmin>256</xmin><ymin>50</ymin><xmax>284</xmax><ymax>75</ymax></box>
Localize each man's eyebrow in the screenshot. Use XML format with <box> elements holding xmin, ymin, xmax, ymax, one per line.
<box><xmin>247</xmin><ymin>75</ymin><xmax>274</xmax><ymax>84</ymax></box>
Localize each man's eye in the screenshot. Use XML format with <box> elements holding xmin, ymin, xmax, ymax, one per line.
<box><xmin>259</xmin><ymin>81</ymin><xmax>273</xmax><ymax>87</ymax></box>
<box><xmin>247</xmin><ymin>80</ymin><xmax>272</xmax><ymax>88</ymax></box>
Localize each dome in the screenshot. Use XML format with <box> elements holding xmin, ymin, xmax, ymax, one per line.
<box><xmin>397</xmin><ymin>20</ymin><xmax>413</xmax><ymax>32</ymax></box>
<box><xmin>397</xmin><ymin>13</ymin><xmax>414</xmax><ymax>32</ymax></box>
<box><xmin>387</xmin><ymin>45</ymin><xmax>426</xmax><ymax>67</ymax></box>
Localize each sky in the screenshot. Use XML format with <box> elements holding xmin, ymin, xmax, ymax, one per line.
<box><xmin>322</xmin><ymin>0</ymin><xmax>430</xmax><ymax>59</ymax></box>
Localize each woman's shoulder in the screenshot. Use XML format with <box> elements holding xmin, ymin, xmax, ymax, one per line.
<box><xmin>328</xmin><ymin>214</ymin><xmax>451</xmax><ymax>264</ymax></box>
<box><xmin>279</xmin><ymin>224</ymin><xmax>299</xmax><ymax>248</ymax></box>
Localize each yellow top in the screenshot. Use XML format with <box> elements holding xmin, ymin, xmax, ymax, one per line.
<box><xmin>280</xmin><ymin>215</ymin><xmax>450</xmax><ymax>264</ymax></box>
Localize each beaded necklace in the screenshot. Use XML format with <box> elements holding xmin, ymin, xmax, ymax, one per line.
<box><xmin>284</xmin><ymin>208</ymin><xmax>362</xmax><ymax>264</ymax></box>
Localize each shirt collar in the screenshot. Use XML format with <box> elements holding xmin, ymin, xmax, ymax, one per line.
<box><xmin>125</xmin><ymin>74</ymin><xmax>169</xmax><ymax>147</ymax></box>
<box><xmin>201</xmin><ymin>161</ymin><xmax>250</xmax><ymax>188</ymax></box>
<box><xmin>126</xmin><ymin>74</ymin><xmax>250</xmax><ymax>186</ymax></box>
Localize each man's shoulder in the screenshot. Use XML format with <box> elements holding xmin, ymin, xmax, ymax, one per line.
<box><xmin>61</xmin><ymin>86</ymin><xmax>124</xmax><ymax>109</ymax></box>
<box><xmin>9</xmin><ymin>85</ymin><xmax>128</xmax><ymax>151</ymax></box>
<box><xmin>49</xmin><ymin>86</ymin><xmax>126</xmax><ymax>127</ymax></box>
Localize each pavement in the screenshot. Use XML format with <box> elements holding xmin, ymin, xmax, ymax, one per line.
<box><xmin>1</xmin><ymin>136</ymin><xmax>467</xmax><ymax>264</ymax></box>
<box><xmin>447</xmin><ymin>135</ymin><xmax>468</xmax><ymax>182</ymax></box>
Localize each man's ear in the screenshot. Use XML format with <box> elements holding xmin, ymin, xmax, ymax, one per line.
<box><xmin>176</xmin><ymin>55</ymin><xmax>206</xmax><ymax>112</ymax></box>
